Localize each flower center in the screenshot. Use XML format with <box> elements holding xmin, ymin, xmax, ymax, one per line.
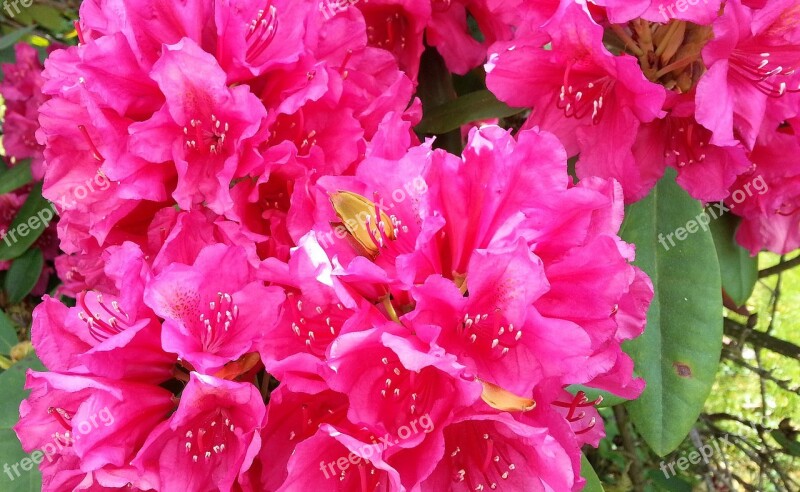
<box><xmin>551</xmin><ymin>391</ymin><xmax>603</xmax><ymax>435</ymax></box>
<box><xmin>183</xmin><ymin>410</ymin><xmax>236</xmax><ymax>463</ymax></box>
<box><xmin>183</xmin><ymin>114</ymin><xmax>229</xmax><ymax>155</ymax></box>
<box><xmin>77</xmin><ymin>291</ymin><xmax>134</xmax><ymax>342</ymax></box>
<box><xmin>448</xmin><ymin>424</ymin><xmax>518</xmax><ymax>490</ymax></box>
<box><xmin>459</xmin><ymin>312</ymin><xmax>522</xmax><ymax>359</ymax></box>
<box><xmin>198</xmin><ymin>292</ymin><xmax>240</xmax><ymax>352</ymax></box>
<box><xmin>557</xmin><ymin>63</ymin><xmax>615</xmax><ymax>124</ymax></box>
<box><xmin>667</xmin><ymin>116</ymin><xmax>709</xmax><ymax>167</ymax></box>
<box><xmin>286</xmin><ymin>292</ymin><xmax>347</xmax><ymax>357</ymax></box>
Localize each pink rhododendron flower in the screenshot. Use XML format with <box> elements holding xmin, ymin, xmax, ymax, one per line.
<box><xmin>16</xmin><ymin>1</ymin><xmax>667</xmax><ymax>490</ymax></box>
<box><xmin>727</xmin><ymin>127</ymin><xmax>800</xmax><ymax>254</ymax></box>
<box><xmin>486</xmin><ymin>3</ymin><xmax>666</xmax><ymax>202</ymax></box>
<box><xmin>15</xmin><ymin>372</ymin><xmax>173</xmax><ymax>476</ymax></box>
<box><xmin>132</xmin><ymin>373</ymin><xmax>266</xmax><ymax>492</ymax></box>
<box><xmin>696</xmin><ymin>0</ymin><xmax>800</xmax><ymax>149</ymax></box>
<box><xmin>1</xmin><ymin>43</ymin><xmax>47</xmax><ymax>178</ymax></box>
<box><xmin>144</xmin><ymin>244</ymin><xmax>284</xmax><ymax>374</ymax></box>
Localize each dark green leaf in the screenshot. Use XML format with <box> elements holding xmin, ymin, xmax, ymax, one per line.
<box><xmin>415</xmin><ymin>90</ymin><xmax>525</xmax><ymax>134</ymax></box>
<box><xmin>0</xmin><ymin>26</ymin><xmax>35</xmax><ymax>50</ymax></box>
<box><xmin>0</xmin><ymin>183</ymin><xmax>54</xmax><ymax>261</ymax></box>
<box><xmin>0</xmin><ymin>160</ymin><xmax>32</xmax><ymax>195</ymax></box>
<box><xmin>0</xmin><ymin>353</ymin><xmax>44</xmax><ymax>491</ymax></box>
<box><xmin>0</xmin><ymin>309</ymin><xmax>17</xmax><ymax>354</ymax></box>
<box><xmin>770</xmin><ymin>430</ymin><xmax>800</xmax><ymax>457</ymax></box>
<box><xmin>0</xmin><ymin>429</ymin><xmax>41</xmax><ymax>491</ymax></box>
<box><xmin>646</xmin><ymin>469</ymin><xmax>694</xmax><ymax>492</ymax></box>
<box><xmin>5</xmin><ymin>248</ymin><xmax>43</xmax><ymax>303</ymax></box>
<box><xmin>620</xmin><ymin>169</ymin><xmax>723</xmax><ymax>456</ymax></box>
<box><xmin>0</xmin><ymin>353</ymin><xmax>44</xmax><ymax>428</ymax></box>
<box><xmin>28</xmin><ymin>5</ymin><xmax>65</xmax><ymax>32</ymax></box>
<box><xmin>709</xmin><ymin>211</ymin><xmax>757</xmax><ymax>306</ymax></box>
<box><xmin>580</xmin><ymin>454</ymin><xmax>604</xmax><ymax>492</ymax></box>
<box><xmin>415</xmin><ymin>47</ymin><xmax>462</xmax><ymax>154</ymax></box>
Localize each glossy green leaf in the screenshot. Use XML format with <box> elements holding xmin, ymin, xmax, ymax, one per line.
<box><xmin>646</xmin><ymin>469</ymin><xmax>694</xmax><ymax>492</ymax></box>
<box><xmin>0</xmin><ymin>309</ymin><xmax>17</xmax><ymax>354</ymax></box>
<box><xmin>0</xmin><ymin>183</ymin><xmax>53</xmax><ymax>261</ymax></box>
<box><xmin>0</xmin><ymin>353</ymin><xmax>44</xmax><ymax>491</ymax></box>
<box><xmin>0</xmin><ymin>353</ymin><xmax>44</xmax><ymax>428</ymax></box>
<box><xmin>5</xmin><ymin>248</ymin><xmax>44</xmax><ymax>303</ymax></box>
<box><xmin>770</xmin><ymin>430</ymin><xmax>800</xmax><ymax>457</ymax></box>
<box><xmin>0</xmin><ymin>161</ymin><xmax>32</xmax><ymax>195</ymax></box>
<box><xmin>0</xmin><ymin>26</ymin><xmax>35</xmax><ymax>50</ymax></box>
<box><xmin>0</xmin><ymin>429</ymin><xmax>41</xmax><ymax>491</ymax></box>
<box><xmin>709</xmin><ymin>211</ymin><xmax>757</xmax><ymax>306</ymax></box>
<box><xmin>620</xmin><ymin>169</ymin><xmax>723</xmax><ymax>456</ymax></box>
<box><xmin>580</xmin><ymin>454</ymin><xmax>605</xmax><ymax>492</ymax></box>
<box><xmin>415</xmin><ymin>90</ymin><xmax>525</xmax><ymax>134</ymax></box>
<box><xmin>28</xmin><ymin>5</ymin><xmax>65</xmax><ymax>32</ymax></box>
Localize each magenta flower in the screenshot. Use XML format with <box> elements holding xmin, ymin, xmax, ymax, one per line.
<box><xmin>696</xmin><ymin>0</ymin><xmax>800</xmax><ymax>149</ymax></box>
<box><xmin>31</xmin><ymin>243</ymin><xmax>175</xmax><ymax>383</ymax></box>
<box><xmin>128</xmin><ymin>38</ymin><xmax>267</xmax><ymax>213</ymax></box>
<box><xmin>326</xmin><ymin>327</ymin><xmax>481</xmax><ymax>444</ymax></box>
<box><xmin>144</xmin><ymin>244</ymin><xmax>284</xmax><ymax>374</ymax></box>
<box><xmin>486</xmin><ymin>3</ymin><xmax>666</xmax><ymax>202</ymax></box>
<box><xmin>0</xmin><ymin>43</ymin><xmax>47</xmax><ymax>177</ymax></box>
<box><xmin>420</xmin><ymin>413</ymin><xmax>577</xmax><ymax>491</ymax></box>
<box><xmin>132</xmin><ymin>373</ymin><xmax>266</xmax><ymax>492</ymax></box>
<box><xmin>276</xmin><ymin>424</ymin><xmax>404</xmax><ymax>491</ymax></box>
<box><xmin>728</xmin><ymin>128</ymin><xmax>800</xmax><ymax>254</ymax></box>
<box><xmin>15</xmin><ymin>372</ymin><xmax>173</xmax><ymax>473</ymax></box>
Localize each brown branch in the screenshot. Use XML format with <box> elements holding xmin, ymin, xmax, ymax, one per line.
<box><xmin>759</xmin><ymin>255</ymin><xmax>800</xmax><ymax>278</ymax></box>
<box><xmin>722</xmin><ymin>350</ymin><xmax>800</xmax><ymax>395</ymax></box>
<box><xmin>613</xmin><ymin>405</ymin><xmax>646</xmax><ymax>492</ymax></box>
<box><xmin>724</xmin><ymin>318</ymin><xmax>800</xmax><ymax>360</ymax></box>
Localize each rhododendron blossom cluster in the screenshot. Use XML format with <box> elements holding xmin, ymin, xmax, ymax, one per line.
<box><xmin>6</xmin><ymin>0</ymin><xmax>798</xmax><ymax>491</ymax></box>
<box><xmin>486</xmin><ymin>0</ymin><xmax>800</xmax><ymax>253</ymax></box>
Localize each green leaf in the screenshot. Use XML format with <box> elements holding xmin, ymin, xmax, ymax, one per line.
<box><xmin>0</xmin><ymin>429</ymin><xmax>41</xmax><ymax>491</ymax></box>
<box><xmin>0</xmin><ymin>353</ymin><xmax>44</xmax><ymax>491</ymax></box>
<box><xmin>620</xmin><ymin>169</ymin><xmax>723</xmax><ymax>456</ymax></box>
<box><xmin>0</xmin><ymin>26</ymin><xmax>35</xmax><ymax>50</ymax></box>
<box><xmin>415</xmin><ymin>90</ymin><xmax>525</xmax><ymax>134</ymax></box>
<box><xmin>0</xmin><ymin>309</ymin><xmax>18</xmax><ymax>354</ymax></box>
<box><xmin>0</xmin><ymin>352</ymin><xmax>44</xmax><ymax>428</ymax></box>
<box><xmin>709</xmin><ymin>211</ymin><xmax>757</xmax><ymax>306</ymax></box>
<box><xmin>28</xmin><ymin>5</ymin><xmax>65</xmax><ymax>32</ymax></box>
<box><xmin>0</xmin><ymin>161</ymin><xmax>32</xmax><ymax>195</ymax></box>
<box><xmin>0</xmin><ymin>183</ymin><xmax>54</xmax><ymax>261</ymax></box>
<box><xmin>5</xmin><ymin>248</ymin><xmax>44</xmax><ymax>303</ymax></box>
<box><xmin>770</xmin><ymin>430</ymin><xmax>800</xmax><ymax>457</ymax></box>
<box><xmin>580</xmin><ymin>454</ymin><xmax>605</xmax><ymax>492</ymax></box>
<box><xmin>646</xmin><ymin>469</ymin><xmax>694</xmax><ymax>492</ymax></box>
